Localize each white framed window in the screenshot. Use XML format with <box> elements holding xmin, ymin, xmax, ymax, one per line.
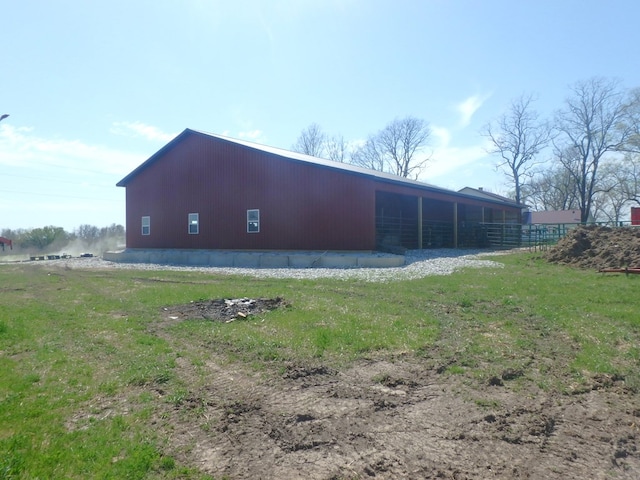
<box><xmin>247</xmin><ymin>209</ymin><xmax>260</xmax><ymax>233</ymax></box>
<box><xmin>141</xmin><ymin>216</ymin><xmax>150</xmax><ymax>236</ymax></box>
<box><xmin>188</xmin><ymin>213</ymin><xmax>199</xmax><ymax>234</ymax></box>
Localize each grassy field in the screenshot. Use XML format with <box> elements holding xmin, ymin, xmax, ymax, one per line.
<box><xmin>1</xmin><ymin>252</ymin><xmax>639</xmax><ymax>479</ymax></box>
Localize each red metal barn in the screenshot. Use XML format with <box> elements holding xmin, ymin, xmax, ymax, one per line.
<box><xmin>116</xmin><ymin>129</ymin><xmax>523</xmax><ymax>251</ymax></box>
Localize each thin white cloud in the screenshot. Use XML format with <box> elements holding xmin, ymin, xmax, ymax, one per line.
<box><xmin>110</xmin><ymin>121</ymin><xmax>177</xmax><ymax>143</ymax></box>
<box><xmin>0</xmin><ymin>124</ymin><xmax>140</xmax><ymax>229</ymax></box>
<box><xmin>456</xmin><ymin>93</ymin><xmax>492</xmax><ymax>128</ymax></box>
<box><xmin>238</xmin><ymin>129</ymin><xmax>265</xmax><ymax>142</ymax></box>
<box><xmin>0</xmin><ymin>124</ymin><xmax>146</xmax><ymax>176</ymax></box>
<box><xmin>219</xmin><ymin>128</ymin><xmax>267</xmax><ymax>143</ymax></box>
<box><xmin>431</xmin><ymin>125</ymin><xmax>452</xmax><ymax>148</ymax></box>
<box><xmin>427</xmin><ymin>145</ymin><xmax>487</xmax><ymax>178</ymax></box>
<box><xmin>421</xmin><ymin>134</ymin><xmax>496</xmax><ymax>188</ymax></box>
<box><xmin>347</xmin><ymin>138</ymin><xmax>366</xmax><ymax>152</ymax></box>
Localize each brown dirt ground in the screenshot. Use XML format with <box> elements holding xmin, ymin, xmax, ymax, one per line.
<box><xmin>545</xmin><ymin>224</ymin><xmax>640</xmax><ymax>269</ymax></box>
<box><xmin>152</xmin><ymin>357</ymin><xmax>639</xmax><ymax>479</ymax></box>
<box><xmin>70</xmin><ymin>351</ymin><xmax>640</xmax><ymax>479</ymax></box>
<box><xmin>139</xmin><ymin>295</ymin><xmax>640</xmax><ymax>479</ymax></box>
<box><xmin>68</xmin><ymin>254</ymin><xmax>640</xmax><ymax>479</ymax></box>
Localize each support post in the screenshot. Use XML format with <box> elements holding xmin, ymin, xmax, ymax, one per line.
<box><xmin>453</xmin><ymin>202</ymin><xmax>458</xmax><ymax>248</ymax></box>
<box><xmin>417</xmin><ymin>196</ymin><xmax>423</xmax><ymax>249</ymax></box>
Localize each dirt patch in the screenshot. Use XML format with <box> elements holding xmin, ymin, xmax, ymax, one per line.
<box><xmin>147</xmin><ymin>357</ymin><xmax>639</xmax><ymax>479</ymax></box>
<box><xmin>546</xmin><ymin>225</ymin><xmax>640</xmax><ymax>269</ymax></box>
<box><xmin>134</xmin><ymin>292</ymin><xmax>640</xmax><ymax>478</ymax></box>
<box><xmin>67</xmin><ymin>297</ymin><xmax>640</xmax><ymax>479</ymax></box>
<box><xmin>161</xmin><ymin>297</ymin><xmax>289</xmax><ymax>322</ymax></box>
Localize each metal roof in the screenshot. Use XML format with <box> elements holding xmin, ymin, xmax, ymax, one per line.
<box><xmin>458</xmin><ymin>187</ymin><xmax>527</xmax><ymax>208</ymax></box>
<box><xmin>116</xmin><ymin>128</ymin><xmax>522</xmax><ymax>208</ymax></box>
<box><xmin>191</xmin><ymin>129</ymin><xmax>445</xmax><ymax>188</ymax></box>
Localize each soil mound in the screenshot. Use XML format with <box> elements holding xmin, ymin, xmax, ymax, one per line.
<box><xmin>546</xmin><ymin>225</ymin><xmax>640</xmax><ymax>269</ymax></box>
<box><xmin>162</xmin><ymin>297</ymin><xmax>288</xmax><ymax>322</ymax></box>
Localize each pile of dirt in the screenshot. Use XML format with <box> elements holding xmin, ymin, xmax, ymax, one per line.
<box><xmin>546</xmin><ymin>225</ymin><xmax>640</xmax><ymax>269</ymax></box>
<box><xmin>162</xmin><ymin>297</ymin><xmax>288</xmax><ymax>322</ymax></box>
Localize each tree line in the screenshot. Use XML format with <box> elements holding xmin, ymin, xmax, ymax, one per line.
<box><xmin>0</xmin><ymin>224</ymin><xmax>125</xmax><ymax>253</ymax></box>
<box><xmin>292</xmin><ymin>77</ymin><xmax>640</xmax><ymax>223</ymax></box>
<box><xmin>291</xmin><ymin>116</ymin><xmax>432</xmax><ymax>180</ymax></box>
<box><xmin>484</xmin><ymin>77</ymin><xmax>640</xmax><ymax>223</ymax></box>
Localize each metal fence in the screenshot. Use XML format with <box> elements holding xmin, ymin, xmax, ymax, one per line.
<box><xmin>375</xmin><ymin>215</ymin><xmax>418</xmax><ymax>250</ymax></box>
<box><xmin>463</xmin><ymin>222</ymin><xmax>637</xmax><ymax>250</ymax></box>
<box><xmin>474</xmin><ymin>223</ymin><xmax>577</xmax><ymax>250</ymax></box>
<box><xmin>519</xmin><ymin>223</ymin><xmax>574</xmax><ymax>250</ymax></box>
<box><xmin>376</xmin><ymin>216</ymin><xmax>637</xmax><ymax>251</ymax></box>
<box><xmin>422</xmin><ymin>221</ymin><xmax>455</xmax><ymax>248</ymax></box>
<box><xmin>376</xmin><ymin>217</ymin><xmax>456</xmax><ymax>250</ymax></box>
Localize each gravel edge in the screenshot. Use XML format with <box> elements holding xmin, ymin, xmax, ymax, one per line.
<box><xmin>27</xmin><ymin>249</ymin><xmax>510</xmax><ymax>283</ymax></box>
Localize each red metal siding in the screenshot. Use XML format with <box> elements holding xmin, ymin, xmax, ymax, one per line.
<box><xmin>122</xmin><ymin>131</ymin><xmax>522</xmax><ymax>251</ymax></box>
<box><xmin>125</xmin><ymin>135</ymin><xmax>377</xmax><ymax>250</ymax></box>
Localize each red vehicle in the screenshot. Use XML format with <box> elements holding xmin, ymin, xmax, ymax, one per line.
<box><xmin>0</xmin><ymin>236</ymin><xmax>12</xmax><ymax>251</ymax></box>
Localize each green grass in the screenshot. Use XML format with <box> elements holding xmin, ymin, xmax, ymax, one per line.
<box><xmin>1</xmin><ymin>252</ymin><xmax>639</xmax><ymax>477</ymax></box>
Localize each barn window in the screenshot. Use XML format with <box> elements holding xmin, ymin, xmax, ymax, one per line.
<box><xmin>141</xmin><ymin>216</ymin><xmax>150</xmax><ymax>236</ymax></box>
<box><xmin>247</xmin><ymin>209</ymin><xmax>260</xmax><ymax>233</ymax></box>
<box><xmin>188</xmin><ymin>213</ymin><xmax>199</xmax><ymax>234</ymax></box>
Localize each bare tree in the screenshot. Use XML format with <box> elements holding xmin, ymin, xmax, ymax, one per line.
<box><xmin>325</xmin><ymin>134</ymin><xmax>349</xmax><ymax>162</ymax></box>
<box><xmin>523</xmin><ymin>163</ymin><xmax>580</xmax><ymax>212</ymax></box>
<box><xmin>482</xmin><ymin>94</ymin><xmax>551</xmax><ymax>204</ymax></box>
<box><xmin>591</xmin><ymin>153</ymin><xmax>640</xmax><ymax>222</ymax></box>
<box><xmin>617</xmin><ymin>154</ymin><xmax>640</xmax><ymax>206</ymax></box>
<box><xmin>590</xmin><ymin>160</ymin><xmax>630</xmax><ymax>223</ymax></box>
<box><xmin>100</xmin><ymin>223</ymin><xmax>126</xmax><ymax>239</ymax></box>
<box><xmin>75</xmin><ymin>224</ymin><xmax>101</xmax><ymax>244</ymax></box>
<box><xmin>350</xmin><ymin>136</ymin><xmax>385</xmax><ymax>172</ymax></box>
<box><xmin>376</xmin><ymin>116</ymin><xmax>431</xmax><ymax>178</ymax></box>
<box><xmin>554</xmin><ymin>77</ymin><xmax>640</xmax><ymax>222</ymax></box>
<box><xmin>291</xmin><ymin>123</ymin><xmax>326</xmax><ymax>157</ymax></box>
<box><xmin>293</xmin><ymin>117</ymin><xmax>431</xmax><ymax>177</ymax></box>
<box><xmin>626</xmin><ymin>87</ymin><xmax>640</xmax><ymax>149</ymax></box>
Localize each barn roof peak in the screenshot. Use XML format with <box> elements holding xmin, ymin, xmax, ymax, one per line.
<box><xmin>116</xmin><ymin>128</ymin><xmax>522</xmax><ymax>208</ymax></box>
<box><xmin>117</xmin><ymin>127</ymin><xmax>445</xmax><ymax>189</ymax></box>
<box><xmin>186</xmin><ymin>128</ymin><xmax>448</xmax><ymax>189</ymax></box>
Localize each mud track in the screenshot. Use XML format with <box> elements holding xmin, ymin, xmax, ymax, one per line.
<box><xmin>68</xmin><ymin>297</ymin><xmax>639</xmax><ymax>479</ymax></box>
<box><xmin>152</xmin><ymin>341</ymin><xmax>639</xmax><ymax>479</ymax></box>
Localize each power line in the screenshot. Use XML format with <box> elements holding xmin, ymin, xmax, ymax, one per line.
<box><xmin>0</xmin><ymin>188</ymin><xmax>122</xmax><ymax>202</ymax></box>
<box><xmin>1</xmin><ymin>172</ymin><xmax>118</xmax><ymax>188</ymax></box>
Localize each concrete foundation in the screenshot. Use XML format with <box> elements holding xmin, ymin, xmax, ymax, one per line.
<box><xmin>103</xmin><ymin>249</ymin><xmax>405</xmax><ymax>269</ymax></box>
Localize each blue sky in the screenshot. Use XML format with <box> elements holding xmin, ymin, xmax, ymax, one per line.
<box><xmin>2</xmin><ymin>0</ymin><xmax>639</xmax><ymax>231</ymax></box>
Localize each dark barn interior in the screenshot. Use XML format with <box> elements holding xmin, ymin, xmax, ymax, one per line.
<box><xmin>375</xmin><ymin>191</ymin><xmax>522</xmax><ymax>251</ymax></box>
